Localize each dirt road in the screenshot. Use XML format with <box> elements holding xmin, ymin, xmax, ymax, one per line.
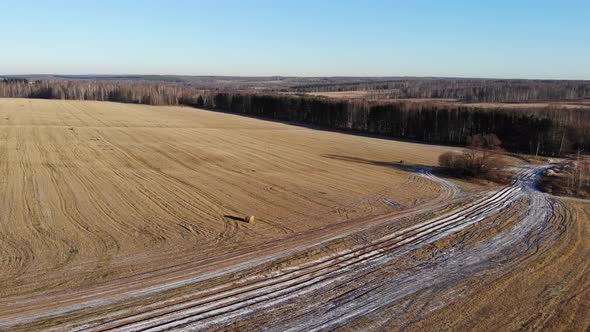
<box><xmin>0</xmin><ymin>99</ymin><xmax>586</xmax><ymax>331</ymax></box>
<box><xmin>2</xmin><ymin>166</ymin><xmax>580</xmax><ymax>331</ymax></box>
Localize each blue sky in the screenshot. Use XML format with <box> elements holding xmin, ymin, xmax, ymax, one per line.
<box><xmin>1</xmin><ymin>0</ymin><xmax>588</xmax><ymax>79</ymax></box>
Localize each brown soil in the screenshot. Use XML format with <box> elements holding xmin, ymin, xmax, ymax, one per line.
<box><xmin>0</xmin><ymin>98</ymin><xmax>457</xmax><ymax>298</ymax></box>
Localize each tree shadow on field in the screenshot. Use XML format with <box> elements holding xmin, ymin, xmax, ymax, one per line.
<box><xmin>322</xmin><ymin>154</ymin><xmax>445</xmax><ymax>174</ymax></box>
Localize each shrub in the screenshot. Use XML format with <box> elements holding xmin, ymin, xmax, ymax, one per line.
<box><xmin>438</xmin><ymin>134</ymin><xmax>509</xmax><ymax>184</ymax></box>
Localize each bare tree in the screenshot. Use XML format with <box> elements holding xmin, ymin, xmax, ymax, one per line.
<box><xmin>465</xmin><ymin>134</ymin><xmax>503</xmax><ymax>171</ymax></box>
<box><xmin>439</xmin><ymin>133</ymin><xmax>507</xmax><ymax>182</ymax></box>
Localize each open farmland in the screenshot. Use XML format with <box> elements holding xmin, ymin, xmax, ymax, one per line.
<box><xmin>0</xmin><ymin>98</ymin><xmax>587</xmax><ymax>331</ymax></box>
<box><xmin>0</xmin><ymin>98</ymin><xmax>459</xmax><ymax>299</ymax></box>
<box><xmin>306</xmin><ymin>91</ymin><xmax>590</xmax><ymax>110</ymax></box>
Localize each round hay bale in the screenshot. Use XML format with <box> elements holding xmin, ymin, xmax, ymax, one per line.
<box><xmin>244</xmin><ymin>215</ymin><xmax>255</xmax><ymax>224</ymax></box>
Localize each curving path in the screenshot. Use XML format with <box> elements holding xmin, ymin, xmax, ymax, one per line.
<box><xmin>0</xmin><ymin>166</ymin><xmax>568</xmax><ymax>331</ymax></box>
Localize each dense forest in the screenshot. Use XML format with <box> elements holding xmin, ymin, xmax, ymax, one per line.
<box><xmin>4</xmin><ymin>76</ymin><xmax>590</xmax><ymax>103</ymax></box>
<box><xmin>0</xmin><ymin>79</ymin><xmax>205</xmax><ymax>106</ymax></box>
<box><xmin>1</xmin><ymin>79</ymin><xmax>588</xmax><ymax>155</ymax></box>
<box><xmin>293</xmin><ymin>78</ymin><xmax>590</xmax><ymax>103</ymax></box>
<box><xmin>210</xmin><ymin>93</ymin><xmax>588</xmax><ymax>155</ymax></box>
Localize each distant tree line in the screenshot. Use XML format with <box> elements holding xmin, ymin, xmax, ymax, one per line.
<box><xmin>293</xmin><ymin>78</ymin><xmax>590</xmax><ymax>103</ymax></box>
<box><xmin>0</xmin><ymin>80</ymin><xmax>588</xmax><ymax>155</ymax></box>
<box><xmin>209</xmin><ymin>92</ymin><xmax>589</xmax><ymax>155</ymax></box>
<box><xmin>0</xmin><ymin>79</ymin><xmax>210</xmax><ymax>106</ymax></box>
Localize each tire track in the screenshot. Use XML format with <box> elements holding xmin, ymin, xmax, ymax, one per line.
<box><xmin>63</xmin><ymin>169</ymin><xmax>534</xmax><ymax>332</ymax></box>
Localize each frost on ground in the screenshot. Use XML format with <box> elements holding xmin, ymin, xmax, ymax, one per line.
<box><xmin>48</xmin><ymin>167</ymin><xmax>567</xmax><ymax>332</ymax></box>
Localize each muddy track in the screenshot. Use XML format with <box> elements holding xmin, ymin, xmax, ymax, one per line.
<box><xmin>0</xmin><ymin>98</ymin><xmax>471</xmax><ymax>297</ymax></box>
<box><xmin>0</xmin><ymin>166</ymin><xmax>462</xmax><ymax>331</ymax></box>
<box><xmin>71</xmin><ymin>169</ymin><xmax>532</xmax><ymax>331</ymax></box>
<box><xmin>1</xmin><ymin>99</ymin><xmax>569</xmax><ymax>331</ymax></box>
<box><xmin>0</xmin><ymin>166</ymin><xmax>556</xmax><ymax>332</ymax></box>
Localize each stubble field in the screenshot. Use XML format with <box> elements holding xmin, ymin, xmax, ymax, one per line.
<box><xmin>1</xmin><ymin>98</ymin><xmax>588</xmax><ymax>331</ymax></box>
<box><xmin>0</xmin><ymin>98</ymin><xmax>457</xmax><ymax>299</ymax></box>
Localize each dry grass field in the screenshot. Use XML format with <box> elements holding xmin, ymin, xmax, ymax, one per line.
<box><xmin>0</xmin><ymin>98</ymin><xmax>587</xmax><ymax>331</ymax></box>
<box><xmin>307</xmin><ymin>91</ymin><xmax>590</xmax><ymax>110</ymax></box>
<box><xmin>403</xmin><ymin>199</ymin><xmax>590</xmax><ymax>331</ymax></box>
<box><xmin>306</xmin><ymin>90</ymin><xmax>403</xmax><ymax>100</ymax></box>
<box><xmin>0</xmin><ymin>98</ymin><xmax>460</xmax><ymax>299</ymax></box>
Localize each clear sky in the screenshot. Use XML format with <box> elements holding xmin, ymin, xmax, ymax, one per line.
<box><xmin>1</xmin><ymin>0</ymin><xmax>588</xmax><ymax>79</ymax></box>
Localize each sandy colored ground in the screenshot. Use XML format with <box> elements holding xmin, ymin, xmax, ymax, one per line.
<box><xmin>460</xmin><ymin>101</ymin><xmax>590</xmax><ymax>110</ymax></box>
<box><xmin>306</xmin><ymin>90</ymin><xmax>403</xmax><ymax>100</ymax></box>
<box><xmin>0</xmin><ymin>98</ymin><xmax>458</xmax><ymax>298</ymax></box>
<box><xmin>0</xmin><ymin>98</ymin><xmax>585</xmax><ymax>331</ymax></box>
<box><xmin>404</xmin><ymin>199</ymin><xmax>590</xmax><ymax>331</ymax></box>
<box><xmin>307</xmin><ymin>91</ymin><xmax>590</xmax><ymax>110</ymax></box>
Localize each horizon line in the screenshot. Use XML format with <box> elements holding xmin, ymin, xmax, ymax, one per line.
<box><xmin>1</xmin><ymin>73</ymin><xmax>589</xmax><ymax>82</ymax></box>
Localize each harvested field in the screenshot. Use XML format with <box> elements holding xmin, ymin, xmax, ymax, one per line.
<box><xmin>1</xmin><ymin>98</ymin><xmax>582</xmax><ymax>332</ymax></box>
<box><xmin>0</xmin><ymin>98</ymin><xmax>457</xmax><ymax>299</ymax></box>
<box><xmin>5</xmin><ymin>165</ymin><xmax>584</xmax><ymax>331</ymax></box>
<box><xmin>306</xmin><ymin>91</ymin><xmax>590</xmax><ymax>110</ymax></box>
<box><xmin>403</xmin><ymin>199</ymin><xmax>590</xmax><ymax>331</ymax></box>
<box><xmin>306</xmin><ymin>90</ymin><xmax>403</xmax><ymax>100</ymax></box>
